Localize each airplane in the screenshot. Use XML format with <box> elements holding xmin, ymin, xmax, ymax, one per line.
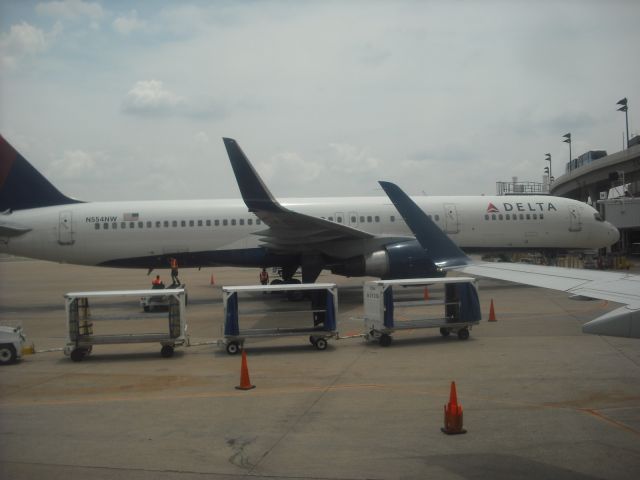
<box><xmin>0</xmin><ymin>134</ymin><xmax>619</xmax><ymax>284</ymax></box>
<box><xmin>378</xmin><ymin>180</ymin><xmax>640</xmax><ymax>339</ymax></box>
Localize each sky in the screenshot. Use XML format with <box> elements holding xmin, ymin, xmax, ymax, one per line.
<box><xmin>1</xmin><ymin>0</ymin><xmax>638</xmax><ymax>202</ymax></box>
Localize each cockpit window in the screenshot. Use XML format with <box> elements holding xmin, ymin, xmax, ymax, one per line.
<box><xmin>593</xmin><ymin>212</ymin><xmax>604</xmax><ymax>222</ymax></box>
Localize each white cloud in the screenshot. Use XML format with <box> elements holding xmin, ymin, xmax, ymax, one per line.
<box><xmin>122</xmin><ymin>80</ymin><xmax>185</xmax><ymax>114</ymax></box>
<box><xmin>36</xmin><ymin>0</ymin><xmax>104</xmax><ymax>21</ymax></box>
<box><xmin>113</xmin><ymin>10</ymin><xmax>147</xmax><ymax>35</ymax></box>
<box><xmin>0</xmin><ymin>22</ymin><xmax>49</xmax><ymax>69</ymax></box>
<box><xmin>50</xmin><ymin>149</ymin><xmax>102</xmax><ymax>179</ymax></box>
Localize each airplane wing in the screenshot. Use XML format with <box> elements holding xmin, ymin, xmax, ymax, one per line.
<box><xmin>223</xmin><ymin>138</ymin><xmax>411</xmax><ymax>258</ymax></box>
<box><xmin>379</xmin><ymin>180</ymin><xmax>640</xmax><ymax>339</ymax></box>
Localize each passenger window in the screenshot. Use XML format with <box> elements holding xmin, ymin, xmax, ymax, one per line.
<box><xmin>130</xmin><ymin>222</ymin><xmax>135</xmax><ymax>228</ymax></box>
<box><xmin>360</xmin><ymin>216</ymin><xmax>365</xmax><ymax>223</ymax></box>
<box><xmin>435</xmin><ymin>215</ymin><xmax>440</xmax><ymax>221</ymax></box>
<box><xmin>103</xmin><ymin>223</ymin><xmax>109</xmax><ymax>230</ymax></box>
<box><xmin>94</xmin><ymin>223</ymin><xmax>100</xmax><ymax>230</ymax></box>
<box><xmin>248</xmin><ymin>219</ymin><xmax>253</xmax><ymax>225</ymax></box>
<box><xmin>532</xmin><ymin>214</ymin><xmax>537</xmax><ymax>220</ymax></box>
<box><xmin>214</xmin><ymin>220</ymin><xmax>219</xmax><ymax>226</ymax></box>
<box><xmin>329</xmin><ymin>216</ymin><xmax>334</xmax><ymax>221</ymax></box>
<box><xmin>374</xmin><ymin>216</ymin><xmax>380</xmax><ymax>222</ymax></box>
<box><xmin>492</xmin><ymin>214</ymin><xmax>496</xmax><ymax>220</ymax></box>
<box><xmin>223</xmin><ymin>219</ymin><xmax>228</xmax><ymax>226</ymax></box>
<box><xmin>164</xmin><ymin>221</ymin><xmax>169</xmax><ymax>227</ymax></box>
<box><xmin>351</xmin><ymin>216</ymin><xmax>356</xmax><ymax>223</ymax></box>
<box><xmin>390</xmin><ymin>216</ymin><xmax>395</xmax><ymax>222</ymax></box>
<box><xmin>197</xmin><ymin>220</ymin><xmax>203</xmax><ymax>226</ymax></box>
<box><xmin>206</xmin><ymin>220</ymin><xmax>211</xmax><ymax>226</ymax></box>
<box><xmin>256</xmin><ymin>219</ymin><xmax>261</xmax><ymax>225</ymax></box>
<box><xmin>189</xmin><ymin>220</ymin><xmax>195</xmax><ymax>227</ymax></box>
<box><xmin>540</xmin><ymin>214</ymin><xmax>544</xmax><ymax>220</ymax></box>
<box><xmin>121</xmin><ymin>222</ymin><xmax>126</xmax><ymax>229</ymax></box>
<box><xmin>172</xmin><ymin>221</ymin><xmax>178</xmax><ymax>227</ymax></box>
<box><xmin>526</xmin><ymin>214</ymin><xmax>531</xmax><ymax>220</ymax></box>
<box><xmin>367</xmin><ymin>216</ymin><xmax>372</xmax><ymax>222</ymax></box>
<box><xmin>484</xmin><ymin>214</ymin><xmax>489</xmax><ymax>220</ymax></box>
<box><xmin>181</xmin><ymin>220</ymin><xmax>186</xmax><ymax>227</ymax></box>
<box><xmin>239</xmin><ymin>219</ymin><xmax>244</xmax><ymax>226</ymax></box>
<box><xmin>231</xmin><ymin>219</ymin><xmax>236</xmax><ymax>226</ymax></box>
<box><xmin>138</xmin><ymin>221</ymin><xmax>143</xmax><ymax>228</ymax></box>
<box><xmin>112</xmin><ymin>222</ymin><xmax>118</xmax><ymax>229</ymax></box>
<box><xmin>519</xmin><ymin>214</ymin><xmax>524</xmax><ymax>220</ymax></box>
<box><xmin>498</xmin><ymin>214</ymin><xmax>503</xmax><ymax>220</ymax></box>
<box><xmin>505</xmin><ymin>214</ymin><xmax>510</xmax><ymax>220</ymax></box>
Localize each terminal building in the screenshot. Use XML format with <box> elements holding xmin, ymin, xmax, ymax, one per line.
<box><xmin>550</xmin><ymin>137</ymin><xmax>640</xmax><ymax>256</ymax></box>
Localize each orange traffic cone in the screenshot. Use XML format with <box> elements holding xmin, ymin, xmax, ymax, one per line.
<box><xmin>210</xmin><ymin>273</ymin><xmax>215</xmax><ymax>285</ymax></box>
<box><xmin>235</xmin><ymin>349</ymin><xmax>255</xmax><ymax>390</ymax></box>
<box><xmin>441</xmin><ymin>381</ymin><xmax>466</xmax><ymax>434</ymax></box>
<box><xmin>423</xmin><ymin>287</ymin><xmax>430</xmax><ymax>300</ymax></box>
<box><xmin>488</xmin><ymin>299</ymin><xmax>496</xmax><ymax>322</ymax></box>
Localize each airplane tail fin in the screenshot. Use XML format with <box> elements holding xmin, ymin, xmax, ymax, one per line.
<box><xmin>0</xmin><ymin>134</ymin><xmax>82</xmax><ymax>211</ymax></box>
<box><xmin>379</xmin><ymin>181</ymin><xmax>470</xmax><ymax>269</ymax></box>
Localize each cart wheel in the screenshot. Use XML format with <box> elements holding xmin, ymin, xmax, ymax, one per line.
<box><xmin>379</xmin><ymin>334</ymin><xmax>392</xmax><ymax>347</ymax></box>
<box><xmin>70</xmin><ymin>348</ymin><xmax>85</xmax><ymax>362</ymax></box>
<box><xmin>457</xmin><ymin>328</ymin><xmax>470</xmax><ymax>340</ymax></box>
<box><xmin>226</xmin><ymin>341</ymin><xmax>240</xmax><ymax>355</ymax></box>
<box><xmin>161</xmin><ymin>345</ymin><xmax>174</xmax><ymax>358</ymax></box>
<box><xmin>440</xmin><ymin>327</ymin><xmax>451</xmax><ymax>337</ymax></box>
<box><xmin>314</xmin><ymin>338</ymin><xmax>328</xmax><ymax>350</ymax></box>
<box><xmin>0</xmin><ymin>344</ymin><xmax>17</xmax><ymax>365</ymax></box>
<box><xmin>309</xmin><ymin>335</ymin><xmax>317</xmax><ymax>346</ymax></box>
<box><xmin>143</xmin><ymin>305</ymin><xmax>150</xmax><ymax>312</ymax></box>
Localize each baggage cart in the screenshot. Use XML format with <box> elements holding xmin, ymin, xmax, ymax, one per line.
<box><xmin>363</xmin><ymin>277</ymin><xmax>481</xmax><ymax>346</ymax></box>
<box><xmin>63</xmin><ymin>289</ymin><xmax>188</xmax><ymax>361</ymax></box>
<box><xmin>222</xmin><ymin>283</ymin><xmax>338</xmax><ymax>354</ymax></box>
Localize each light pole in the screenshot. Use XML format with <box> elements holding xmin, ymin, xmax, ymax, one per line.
<box><xmin>563</xmin><ymin>133</ymin><xmax>572</xmax><ymax>171</ymax></box>
<box><xmin>617</xmin><ymin>97</ymin><xmax>629</xmax><ymax>148</ymax></box>
<box><xmin>545</xmin><ymin>153</ymin><xmax>552</xmax><ymax>181</ymax></box>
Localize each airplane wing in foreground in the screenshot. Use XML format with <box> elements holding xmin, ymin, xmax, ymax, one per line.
<box><xmin>379</xmin><ymin>180</ymin><xmax>640</xmax><ymax>339</ymax></box>
<box><xmin>222</xmin><ymin>138</ymin><xmax>411</xmax><ymax>260</ymax></box>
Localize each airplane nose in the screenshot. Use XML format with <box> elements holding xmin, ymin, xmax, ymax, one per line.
<box><xmin>605</xmin><ymin>222</ymin><xmax>620</xmax><ymax>245</ymax></box>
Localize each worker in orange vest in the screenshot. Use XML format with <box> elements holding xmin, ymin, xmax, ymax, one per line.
<box><xmin>259</xmin><ymin>268</ymin><xmax>269</xmax><ymax>293</ymax></box>
<box><xmin>169</xmin><ymin>257</ymin><xmax>180</xmax><ymax>286</ymax></box>
<box><xmin>151</xmin><ymin>275</ymin><xmax>164</xmax><ymax>289</ymax></box>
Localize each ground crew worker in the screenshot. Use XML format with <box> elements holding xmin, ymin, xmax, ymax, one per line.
<box><xmin>169</xmin><ymin>257</ymin><xmax>180</xmax><ymax>285</ymax></box>
<box><xmin>259</xmin><ymin>268</ymin><xmax>269</xmax><ymax>293</ymax></box>
<box><xmin>151</xmin><ymin>275</ymin><xmax>164</xmax><ymax>289</ymax></box>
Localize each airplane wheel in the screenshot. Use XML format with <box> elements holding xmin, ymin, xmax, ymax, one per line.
<box><xmin>379</xmin><ymin>334</ymin><xmax>392</xmax><ymax>347</ymax></box>
<box><xmin>226</xmin><ymin>342</ymin><xmax>240</xmax><ymax>355</ymax></box>
<box><xmin>70</xmin><ymin>348</ymin><xmax>85</xmax><ymax>362</ymax></box>
<box><xmin>161</xmin><ymin>345</ymin><xmax>174</xmax><ymax>358</ymax></box>
<box><xmin>314</xmin><ymin>338</ymin><xmax>328</xmax><ymax>350</ymax></box>
<box><xmin>457</xmin><ymin>328</ymin><xmax>470</xmax><ymax>340</ymax></box>
<box><xmin>440</xmin><ymin>327</ymin><xmax>451</xmax><ymax>337</ymax></box>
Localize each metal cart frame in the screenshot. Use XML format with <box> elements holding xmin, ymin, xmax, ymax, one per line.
<box><xmin>221</xmin><ymin>283</ymin><xmax>338</xmax><ymax>354</ymax></box>
<box><xmin>63</xmin><ymin>289</ymin><xmax>187</xmax><ymax>361</ymax></box>
<box><xmin>363</xmin><ymin>277</ymin><xmax>481</xmax><ymax>346</ymax></box>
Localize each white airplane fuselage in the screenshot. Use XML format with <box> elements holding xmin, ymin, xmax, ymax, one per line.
<box><xmin>0</xmin><ymin>195</ymin><xmax>619</xmax><ymax>267</ymax></box>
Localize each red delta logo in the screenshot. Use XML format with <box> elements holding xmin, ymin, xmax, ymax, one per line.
<box><xmin>486</xmin><ymin>203</ymin><xmax>499</xmax><ymax>213</ymax></box>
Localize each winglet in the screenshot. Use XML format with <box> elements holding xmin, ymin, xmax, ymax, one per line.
<box><xmin>223</xmin><ymin>138</ymin><xmax>285</xmax><ymax>213</ymax></box>
<box><xmin>379</xmin><ymin>181</ymin><xmax>470</xmax><ymax>269</ymax></box>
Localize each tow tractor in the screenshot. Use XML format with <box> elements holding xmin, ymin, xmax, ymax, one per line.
<box><xmin>0</xmin><ymin>324</ymin><xmax>28</xmax><ymax>365</ymax></box>
<box><xmin>141</xmin><ymin>283</ymin><xmax>187</xmax><ymax>312</ymax></box>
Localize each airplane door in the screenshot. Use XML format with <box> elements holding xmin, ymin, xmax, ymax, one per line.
<box><xmin>58</xmin><ymin>211</ymin><xmax>75</xmax><ymax>245</ymax></box>
<box><xmin>348</xmin><ymin>211</ymin><xmax>358</xmax><ymax>227</ymax></box>
<box><xmin>569</xmin><ymin>206</ymin><xmax>582</xmax><ymax>232</ymax></box>
<box><xmin>444</xmin><ymin>204</ymin><xmax>459</xmax><ymax>234</ymax></box>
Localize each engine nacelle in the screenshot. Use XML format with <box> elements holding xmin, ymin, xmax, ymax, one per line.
<box><xmin>331</xmin><ymin>240</ymin><xmax>441</xmax><ymax>279</ymax></box>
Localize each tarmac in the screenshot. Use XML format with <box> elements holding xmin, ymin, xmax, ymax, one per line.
<box><xmin>0</xmin><ymin>258</ymin><xmax>639</xmax><ymax>479</ymax></box>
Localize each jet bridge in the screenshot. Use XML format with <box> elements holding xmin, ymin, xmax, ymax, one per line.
<box><xmin>363</xmin><ymin>277</ymin><xmax>481</xmax><ymax>346</ymax></box>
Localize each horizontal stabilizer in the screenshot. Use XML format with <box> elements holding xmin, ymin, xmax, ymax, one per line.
<box><xmin>379</xmin><ymin>181</ymin><xmax>470</xmax><ymax>269</ymax></box>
